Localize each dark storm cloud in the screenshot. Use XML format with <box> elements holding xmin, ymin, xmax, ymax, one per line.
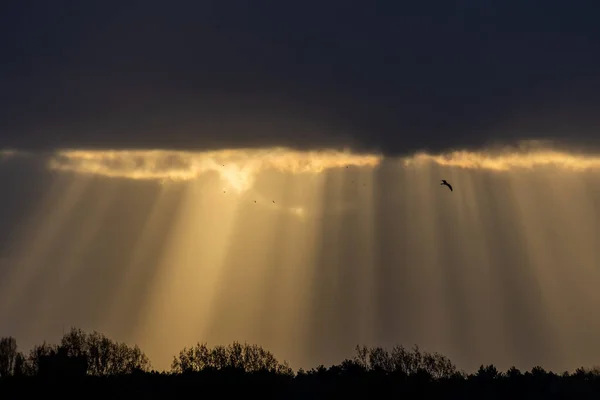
<box><xmin>2</xmin><ymin>0</ymin><xmax>600</xmax><ymax>156</ymax></box>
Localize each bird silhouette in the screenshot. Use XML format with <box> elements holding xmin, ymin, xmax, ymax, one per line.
<box><xmin>440</xmin><ymin>180</ymin><xmax>453</xmax><ymax>191</ymax></box>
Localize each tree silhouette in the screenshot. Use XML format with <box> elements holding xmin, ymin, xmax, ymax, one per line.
<box><xmin>0</xmin><ymin>337</ymin><xmax>17</xmax><ymax>377</ymax></box>
<box><xmin>171</xmin><ymin>341</ymin><xmax>293</xmax><ymax>376</ymax></box>
<box><xmin>59</xmin><ymin>328</ymin><xmax>150</xmax><ymax>375</ymax></box>
<box><xmin>38</xmin><ymin>346</ymin><xmax>88</xmax><ymax>378</ymax></box>
<box><xmin>12</xmin><ymin>328</ymin><xmax>150</xmax><ymax>377</ymax></box>
<box><xmin>2</xmin><ymin>327</ymin><xmax>600</xmax><ymax>398</ymax></box>
<box><xmin>12</xmin><ymin>352</ymin><xmax>26</xmax><ymax>377</ymax></box>
<box><xmin>24</xmin><ymin>341</ymin><xmax>56</xmax><ymax>376</ymax></box>
<box><xmin>473</xmin><ymin>364</ymin><xmax>501</xmax><ymax>381</ymax></box>
<box><xmin>348</xmin><ymin>344</ymin><xmax>459</xmax><ymax>379</ymax></box>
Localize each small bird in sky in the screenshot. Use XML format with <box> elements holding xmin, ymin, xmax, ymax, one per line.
<box><xmin>440</xmin><ymin>180</ymin><xmax>453</xmax><ymax>191</ymax></box>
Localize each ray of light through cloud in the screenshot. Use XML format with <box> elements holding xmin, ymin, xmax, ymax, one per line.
<box><xmin>1</xmin><ymin>143</ymin><xmax>600</xmax><ymax>372</ymax></box>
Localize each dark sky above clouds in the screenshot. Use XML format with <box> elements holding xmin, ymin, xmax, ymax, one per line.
<box><xmin>2</xmin><ymin>0</ymin><xmax>600</xmax><ymax>155</ymax></box>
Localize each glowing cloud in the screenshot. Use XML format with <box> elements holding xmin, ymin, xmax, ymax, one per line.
<box><xmin>47</xmin><ymin>148</ymin><xmax>383</xmax><ymax>192</ymax></box>
<box><xmin>42</xmin><ymin>141</ymin><xmax>600</xmax><ymax>192</ymax></box>
<box><xmin>404</xmin><ymin>141</ymin><xmax>600</xmax><ymax>171</ymax></box>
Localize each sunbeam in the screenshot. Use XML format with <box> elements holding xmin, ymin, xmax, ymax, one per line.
<box><xmin>1</xmin><ymin>144</ymin><xmax>600</xmax><ymax>373</ymax></box>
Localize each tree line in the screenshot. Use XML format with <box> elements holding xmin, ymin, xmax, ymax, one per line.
<box><xmin>2</xmin><ymin>327</ymin><xmax>600</xmax><ymax>398</ymax></box>
<box><xmin>0</xmin><ymin>328</ymin><xmax>149</xmax><ymax>377</ymax></box>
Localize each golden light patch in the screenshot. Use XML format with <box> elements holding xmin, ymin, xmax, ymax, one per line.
<box><xmin>47</xmin><ymin>148</ymin><xmax>383</xmax><ymax>192</ymax></box>
<box><xmin>404</xmin><ymin>142</ymin><xmax>600</xmax><ymax>171</ymax></box>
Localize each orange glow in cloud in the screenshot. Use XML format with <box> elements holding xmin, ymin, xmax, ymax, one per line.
<box><xmin>46</xmin><ymin>148</ymin><xmax>382</xmax><ymax>192</ymax></box>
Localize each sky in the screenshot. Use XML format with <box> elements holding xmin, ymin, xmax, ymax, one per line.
<box><xmin>2</xmin><ymin>0</ymin><xmax>600</xmax><ymax>154</ymax></box>
<box><xmin>2</xmin><ymin>1</ymin><xmax>600</xmax><ymax>373</ymax></box>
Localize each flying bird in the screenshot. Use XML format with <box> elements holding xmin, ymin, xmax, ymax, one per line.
<box><xmin>440</xmin><ymin>180</ymin><xmax>453</xmax><ymax>191</ymax></box>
